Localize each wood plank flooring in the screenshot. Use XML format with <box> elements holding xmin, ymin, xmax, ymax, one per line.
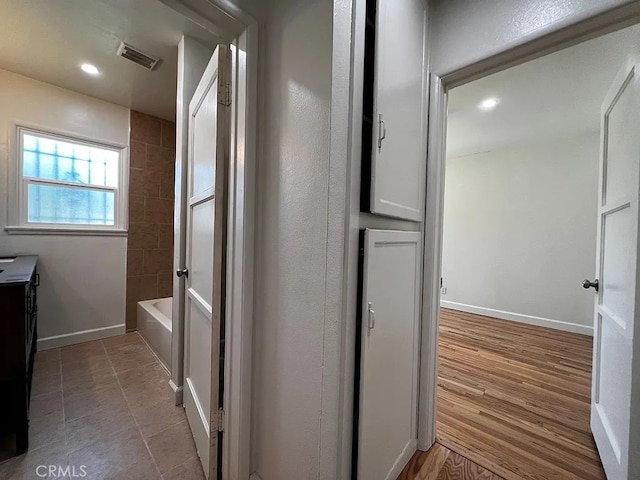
<box><xmin>398</xmin><ymin>442</ymin><xmax>504</xmax><ymax>480</ymax></box>
<box><xmin>433</xmin><ymin>308</ymin><xmax>605</xmax><ymax>480</ymax></box>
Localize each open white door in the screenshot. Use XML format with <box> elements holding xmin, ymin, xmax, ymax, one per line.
<box><xmin>357</xmin><ymin>229</ymin><xmax>422</xmax><ymax>480</ymax></box>
<box><xmin>590</xmin><ymin>39</ymin><xmax>640</xmax><ymax>480</ymax></box>
<box><xmin>182</xmin><ymin>44</ymin><xmax>231</xmax><ymax>479</ymax></box>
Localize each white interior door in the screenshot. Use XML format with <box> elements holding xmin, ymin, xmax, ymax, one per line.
<box><xmin>590</xmin><ymin>41</ymin><xmax>640</xmax><ymax>480</ymax></box>
<box><xmin>182</xmin><ymin>44</ymin><xmax>231</xmax><ymax>480</ymax></box>
<box><xmin>370</xmin><ymin>0</ymin><xmax>427</xmax><ymax>221</ymax></box>
<box><xmin>357</xmin><ymin>229</ymin><xmax>422</xmax><ymax>480</ymax></box>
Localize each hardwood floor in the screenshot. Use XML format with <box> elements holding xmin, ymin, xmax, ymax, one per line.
<box><xmin>398</xmin><ymin>442</ymin><xmax>504</xmax><ymax>480</ymax></box>
<box><xmin>433</xmin><ymin>308</ymin><xmax>605</xmax><ymax>480</ymax></box>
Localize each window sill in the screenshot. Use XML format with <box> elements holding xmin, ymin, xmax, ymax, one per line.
<box><xmin>5</xmin><ymin>226</ymin><xmax>128</xmax><ymax>237</ymax></box>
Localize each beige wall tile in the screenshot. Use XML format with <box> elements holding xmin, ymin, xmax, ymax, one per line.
<box><xmin>143</xmin><ymin>249</ymin><xmax>173</xmax><ymax>275</ymax></box>
<box><xmin>131</xmin><ymin>111</ymin><xmax>161</xmax><ymax>145</ymax></box>
<box><xmin>158</xmin><ymin>273</ymin><xmax>173</xmax><ymax>298</ymax></box>
<box><xmin>159</xmin><ymin>172</ymin><xmax>175</xmax><ymax>199</ymax></box>
<box><xmin>127</xmin><ymin>111</ymin><xmax>175</xmax><ymax>319</ymax></box>
<box><xmin>128</xmin><ymin>223</ymin><xmax>159</xmax><ymax>249</ymax></box>
<box><xmin>126</xmin><ymin>274</ymin><xmax>158</xmax><ymax>302</ymax></box>
<box><xmin>130</xmin><ymin>140</ymin><xmax>146</xmax><ymax>168</ymax></box>
<box><xmin>161</xmin><ymin>120</ymin><xmax>176</xmax><ymax>149</ymax></box>
<box><xmin>145</xmin><ymin>197</ymin><xmax>174</xmax><ymax>225</ymax></box>
<box><xmin>158</xmin><ymin>224</ymin><xmax>173</xmax><ymax>249</ymax></box>
<box><xmin>127</xmin><ymin>249</ymin><xmax>144</xmax><ymax>276</ymax></box>
<box><xmin>146</xmin><ymin>145</ymin><xmax>176</xmax><ymax>173</ymax></box>
<box><xmin>126</xmin><ymin>301</ymin><xmax>138</xmax><ymax>331</ymax></box>
<box><xmin>129</xmin><ymin>195</ymin><xmax>145</xmax><ymax>224</ymax></box>
<box><xmin>130</xmin><ymin>168</ymin><xmax>160</xmax><ymax>197</ymax></box>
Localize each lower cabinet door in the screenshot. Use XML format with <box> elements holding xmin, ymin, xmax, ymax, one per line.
<box><xmin>356</xmin><ymin>229</ymin><xmax>422</xmax><ymax>480</ymax></box>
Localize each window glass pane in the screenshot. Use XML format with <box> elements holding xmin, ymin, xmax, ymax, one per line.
<box><xmin>23</xmin><ymin>134</ymin><xmax>37</xmax><ymax>151</ymax></box>
<box><xmin>23</xmin><ymin>151</ymin><xmax>37</xmax><ymax>178</ymax></box>
<box><xmin>27</xmin><ymin>184</ymin><xmax>115</xmax><ymax>225</ymax></box>
<box><xmin>105</xmin><ymin>151</ymin><xmax>119</xmax><ymax>186</ymax></box>
<box><xmin>38</xmin><ymin>138</ymin><xmax>57</xmax><ymax>154</ymax></box>
<box><xmin>22</xmin><ymin>132</ymin><xmax>119</xmax><ymax>187</ymax></box>
<box><xmin>57</xmin><ymin>142</ymin><xmax>74</xmax><ymax>158</ymax></box>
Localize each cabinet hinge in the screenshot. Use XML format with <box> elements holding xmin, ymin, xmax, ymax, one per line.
<box><xmin>218</xmin><ymin>84</ymin><xmax>232</xmax><ymax>107</ymax></box>
<box><xmin>216</xmin><ymin>408</ymin><xmax>225</xmax><ymax>432</ymax></box>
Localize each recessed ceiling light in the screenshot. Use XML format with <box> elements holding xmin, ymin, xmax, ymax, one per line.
<box><xmin>80</xmin><ymin>63</ymin><xmax>100</xmax><ymax>75</ymax></box>
<box><xmin>478</xmin><ymin>97</ymin><xmax>500</xmax><ymax>111</ymax></box>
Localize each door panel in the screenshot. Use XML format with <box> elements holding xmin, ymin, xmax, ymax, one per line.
<box><xmin>192</xmin><ymin>86</ymin><xmax>219</xmax><ymax>198</ymax></box>
<box><xmin>370</xmin><ymin>0</ymin><xmax>427</xmax><ymax>221</ymax></box>
<box><xmin>595</xmin><ymin>313</ymin><xmax>631</xmax><ymax>457</ymax></box>
<box><xmin>186</xmin><ymin>297</ymin><xmax>213</xmax><ymax>414</ymax></box>
<box><xmin>591</xmin><ymin>42</ymin><xmax>640</xmax><ymax>480</ymax></box>
<box><xmin>601</xmin><ymin>206</ymin><xmax>634</xmax><ymax>325</ymax></box>
<box><xmin>604</xmin><ymin>77</ymin><xmax>636</xmax><ymax>206</ymax></box>
<box><xmin>183</xmin><ymin>44</ymin><xmax>230</xmax><ymax>480</ymax></box>
<box><xmin>190</xmin><ymin>200</ymin><xmax>216</xmax><ymax>307</ymax></box>
<box><xmin>357</xmin><ymin>229</ymin><xmax>422</xmax><ymax>480</ymax></box>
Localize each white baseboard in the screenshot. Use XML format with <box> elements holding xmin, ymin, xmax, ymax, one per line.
<box><xmin>38</xmin><ymin>324</ymin><xmax>126</xmax><ymax>350</ymax></box>
<box><xmin>169</xmin><ymin>379</ymin><xmax>184</xmax><ymax>406</ymax></box>
<box><xmin>440</xmin><ymin>301</ymin><xmax>593</xmax><ymax>336</ymax></box>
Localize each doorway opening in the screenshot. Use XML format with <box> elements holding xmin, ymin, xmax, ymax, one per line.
<box><xmin>406</xmin><ymin>22</ymin><xmax>640</xmax><ymax>480</ymax></box>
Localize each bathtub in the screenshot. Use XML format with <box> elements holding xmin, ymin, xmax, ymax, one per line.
<box><xmin>137</xmin><ymin>297</ymin><xmax>172</xmax><ymax>371</ymax></box>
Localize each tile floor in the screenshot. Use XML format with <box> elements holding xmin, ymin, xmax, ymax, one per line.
<box><xmin>0</xmin><ymin>333</ymin><xmax>205</xmax><ymax>480</ymax></box>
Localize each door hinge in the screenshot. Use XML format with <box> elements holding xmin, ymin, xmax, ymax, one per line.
<box><xmin>216</xmin><ymin>408</ymin><xmax>225</xmax><ymax>432</ymax></box>
<box><xmin>218</xmin><ymin>84</ymin><xmax>232</xmax><ymax>106</ymax></box>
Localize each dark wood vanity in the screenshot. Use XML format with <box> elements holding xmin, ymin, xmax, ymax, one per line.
<box><xmin>0</xmin><ymin>255</ymin><xmax>38</xmax><ymax>455</ymax></box>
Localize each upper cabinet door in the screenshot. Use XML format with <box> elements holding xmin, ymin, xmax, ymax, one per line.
<box><xmin>370</xmin><ymin>0</ymin><xmax>427</xmax><ymax>221</ymax></box>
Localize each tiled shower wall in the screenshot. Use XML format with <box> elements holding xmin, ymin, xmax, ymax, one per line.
<box><xmin>126</xmin><ymin>111</ymin><xmax>176</xmax><ymax>331</ymax></box>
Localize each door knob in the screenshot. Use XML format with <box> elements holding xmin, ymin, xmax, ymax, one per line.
<box><xmin>582</xmin><ymin>279</ymin><xmax>599</xmax><ymax>292</ymax></box>
<box><xmin>176</xmin><ymin>268</ymin><xmax>189</xmax><ymax>278</ymax></box>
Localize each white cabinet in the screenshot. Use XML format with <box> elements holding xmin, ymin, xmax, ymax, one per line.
<box><xmin>356</xmin><ymin>229</ymin><xmax>422</xmax><ymax>480</ymax></box>
<box><xmin>366</xmin><ymin>0</ymin><xmax>428</xmax><ymax>221</ymax></box>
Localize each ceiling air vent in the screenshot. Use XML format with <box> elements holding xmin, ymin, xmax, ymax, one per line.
<box><xmin>116</xmin><ymin>42</ymin><xmax>160</xmax><ymax>71</ymax></box>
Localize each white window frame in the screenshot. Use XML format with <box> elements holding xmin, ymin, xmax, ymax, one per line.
<box><xmin>6</xmin><ymin>126</ymin><xmax>129</xmax><ymax>235</ymax></box>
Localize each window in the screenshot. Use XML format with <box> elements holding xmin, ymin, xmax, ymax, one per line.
<box><xmin>13</xmin><ymin>128</ymin><xmax>126</xmax><ymax>232</ymax></box>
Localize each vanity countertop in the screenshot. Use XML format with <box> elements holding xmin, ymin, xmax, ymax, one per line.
<box><xmin>0</xmin><ymin>256</ymin><xmax>38</xmax><ymax>285</ymax></box>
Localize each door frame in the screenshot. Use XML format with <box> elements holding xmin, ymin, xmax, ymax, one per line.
<box><xmin>162</xmin><ymin>2</ymin><xmax>258</xmax><ymax>479</ymax></box>
<box><xmin>418</xmin><ymin>3</ymin><xmax>640</xmax><ymax>450</ymax></box>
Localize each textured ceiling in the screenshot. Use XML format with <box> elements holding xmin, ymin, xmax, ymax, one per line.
<box><xmin>0</xmin><ymin>0</ymin><xmax>221</xmax><ymax>121</ymax></box>
<box><xmin>447</xmin><ymin>25</ymin><xmax>636</xmax><ymax>158</ymax></box>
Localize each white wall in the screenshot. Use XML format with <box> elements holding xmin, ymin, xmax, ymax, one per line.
<box><xmin>0</xmin><ymin>69</ymin><xmax>130</xmax><ymax>347</ymax></box>
<box><xmin>441</xmin><ymin>133</ymin><xmax>599</xmax><ymax>333</ymax></box>
<box><xmin>251</xmin><ymin>0</ymin><xmax>333</xmax><ymax>478</ymax></box>
<box><xmin>429</xmin><ymin>0</ymin><xmax>639</xmax><ymax>77</ymax></box>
